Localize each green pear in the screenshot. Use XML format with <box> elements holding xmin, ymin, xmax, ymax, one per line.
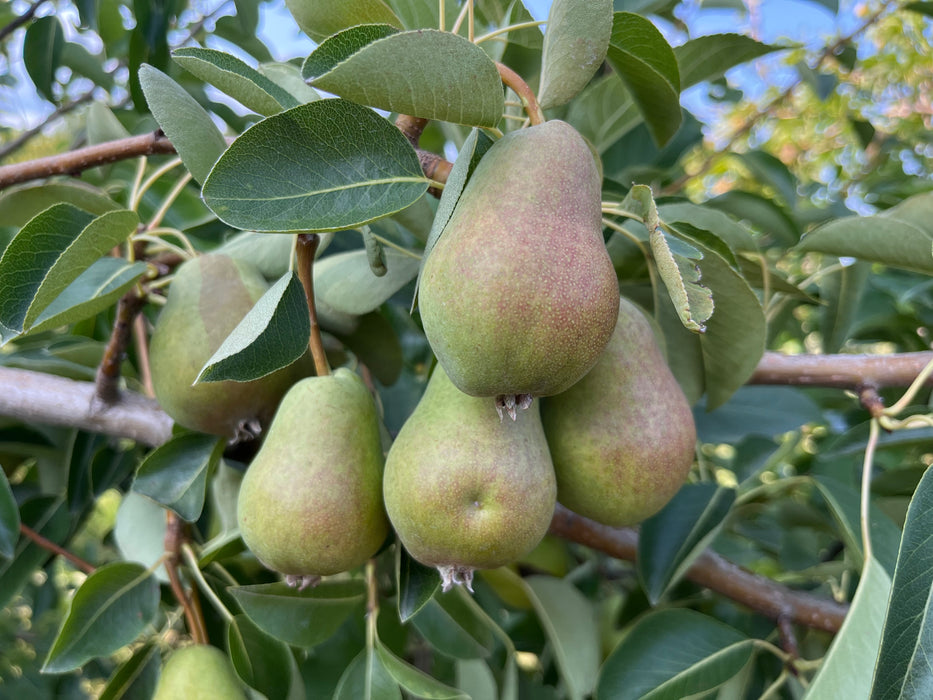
<box><xmin>153</xmin><ymin>644</ymin><xmax>247</xmax><ymax>700</ymax></box>
<box><xmin>418</xmin><ymin>120</ymin><xmax>619</xmax><ymax>411</ymax></box>
<box><xmin>149</xmin><ymin>253</ymin><xmax>306</xmax><ymax>439</ymax></box>
<box><xmin>237</xmin><ymin>368</ymin><xmax>389</xmax><ymax>585</ymax></box>
<box><xmin>540</xmin><ymin>298</ymin><xmax>697</xmax><ymax>527</ymax></box>
<box><xmin>383</xmin><ymin>366</ymin><xmax>556</xmax><ymax>591</ymax></box>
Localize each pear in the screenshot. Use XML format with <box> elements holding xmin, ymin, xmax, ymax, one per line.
<box><xmin>153</xmin><ymin>644</ymin><xmax>247</xmax><ymax>700</ymax></box>
<box><xmin>149</xmin><ymin>253</ymin><xmax>306</xmax><ymax>439</ymax></box>
<box><xmin>418</xmin><ymin>120</ymin><xmax>619</xmax><ymax>411</ymax></box>
<box><xmin>540</xmin><ymin>298</ymin><xmax>697</xmax><ymax>527</ymax></box>
<box><xmin>383</xmin><ymin>366</ymin><xmax>556</xmax><ymax>591</ymax></box>
<box><xmin>237</xmin><ymin>368</ymin><xmax>388</xmax><ymax>585</ymax></box>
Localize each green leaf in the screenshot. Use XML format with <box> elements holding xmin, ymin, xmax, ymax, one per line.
<box><xmin>304</xmin><ymin>29</ymin><xmax>504</xmax><ymax>127</ymax></box>
<box><xmin>61</xmin><ymin>42</ymin><xmax>114</xmax><ymax>89</ymax></box>
<box><xmin>566</xmin><ymin>73</ymin><xmax>641</xmax><ymax>153</ymax></box>
<box><xmin>538</xmin><ymin>0</ymin><xmax>613</xmax><ymax>109</ymax></box>
<box><xmin>411</xmin><ymin>593</ymin><xmax>494</xmax><ymax>660</ymax></box>
<box><xmin>693</xmin><ymin>385</ymin><xmax>822</xmax><ymax>444</ymax></box>
<box><xmin>25</xmin><ymin>258</ymin><xmax>150</xmax><ymax>337</ymax></box>
<box><xmin>197</xmin><ymin>272</ymin><xmax>310</xmax><ymax>383</ymax></box>
<box><xmin>638</xmin><ymin>484</ymin><xmax>735</xmax><ymax>604</ymax></box>
<box><xmin>24</xmin><ymin>16</ymin><xmax>64</xmax><ymax>101</ymax></box>
<box><xmin>675</xmin><ymin>34</ymin><xmax>782</xmax><ymax>89</ymax></box>
<box><xmin>316</xmin><ymin>249</ymin><xmax>420</xmax><ymax>316</ymax></box>
<box><xmin>596</xmin><ymin>609</ymin><xmax>753</xmax><ymax>700</ymax></box>
<box><xmin>523</xmin><ymin>576</ymin><xmax>600</xmax><ymax>700</ymax></box>
<box><xmin>707</xmin><ymin>191</ymin><xmax>800</xmax><ymax>245</ymax></box>
<box><xmin>0</xmin><ymin>470</ymin><xmax>20</xmax><ymax>559</ymax></box>
<box><xmin>659</xmin><ymin>202</ymin><xmax>759</xmax><ymax>253</ymax></box>
<box><xmin>376</xmin><ymin>641</ymin><xmax>469</xmax><ymax>699</ymax></box>
<box><xmin>650</xmin><ymin>228</ymin><xmax>713</xmax><ymax>333</ymax></box>
<box><xmin>173</xmin><ymin>47</ymin><xmax>299</xmax><ymax>116</ymax></box>
<box><xmin>42</xmin><ymin>562</ymin><xmax>159</xmax><ymax>673</ymax></box>
<box><xmin>202</xmin><ymin>99</ymin><xmax>428</xmax><ymax>233</ymax></box>
<box><xmin>397</xmin><ymin>545</ymin><xmax>440</xmax><ymax>622</ymax></box>
<box><xmin>139</xmin><ymin>64</ymin><xmax>228</xmax><ymax>185</ymax></box>
<box><xmin>302</xmin><ymin>24</ymin><xmax>400</xmax><ymax>79</ymax></box>
<box><xmin>870</xmin><ymin>464</ymin><xmax>933</xmax><ymax>699</ymax></box>
<box><xmin>217</xmin><ymin>231</ymin><xmax>297</xmax><ymax>281</ymax></box>
<box><xmin>0</xmin><ymin>182</ymin><xmax>120</xmax><ymax>227</ymax></box>
<box><xmin>806</xmin><ymin>557</ymin><xmax>890</xmax><ymax>698</ymax></box>
<box><xmin>334</xmin><ymin>649</ymin><xmax>402</xmax><ymax>700</ymax></box>
<box><xmin>228</xmin><ymin>580</ymin><xmax>366</xmax><ymax>648</ymax></box>
<box><xmin>98</xmin><ymin>643</ymin><xmax>160</xmax><ymax>700</ymax></box>
<box><xmin>821</xmin><ymin>260</ymin><xmax>870</xmax><ymax>353</ymax></box>
<box><xmin>606</xmin><ymin>12</ymin><xmax>681</xmax><ymax>146</ymax></box>
<box><xmin>329</xmin><ymin>310</ymin><xmax>403</xmax><ymax>386</ymax></box>
<box><xmin>113</xmin><ymin>491</ymin><xmax>168</xmax><ymax>583</ymax></box>
<box><xmin>133</xmin><ymin>433</ymin><xmax>224</xmax><ymax>522</ymax></box>
<box><xmin>284</xmin><ymin>0</ymin><xmax>402</xmax><ymax>43</ymax></box>
<box><xmin>456</xmin><ymin>659</ymin><xmax>498</xmax><ymax>700</ymax></box>
<box><xmin>0</xmin><ymin>497</ymin><xmax>69</xmax><ymax>610</ymax></box>
<box><xmin>228</xmin><ymin>614</ymin><xmax>293</xmax><ymax>699</ymax></box>
<box><xmin>259</xmin><ymin>61</ymin><xmax>322</xmax><ymax>104</ymax></box>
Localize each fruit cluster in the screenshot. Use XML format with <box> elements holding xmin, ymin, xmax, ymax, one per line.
<box><xmin>149</xmin><ymin>119</ymin><xmax>696</xmax><ymax>595</ymax></box>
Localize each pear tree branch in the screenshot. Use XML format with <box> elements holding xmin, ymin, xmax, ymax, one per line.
<box><xmin>19</xmin><ymin>523</ymin><xmax>96</xmax><ymax>575</ymax></box>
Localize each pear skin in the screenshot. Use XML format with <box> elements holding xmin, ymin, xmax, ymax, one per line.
<box><xmin>153</xmin><ymin>645</ymin><xmax>247</xmax><ymax>700</ymax></box>
<box><xmin>418</xmin><ymin>120</ymin><xmax>619</xmax><ymax>404</ymax></box>
<box><xmin>237</xmin><ymin>368</ymin><xmax>388</xmax><ymax>580</ymax></box>
<box><xmin>540</xmin><ymin>298</ymin><xmax>697</xmax><ymax>527</ymax></box>
<box><xmin>150</xmin><ymin>253</ymin><xmax>306</xmax><ymax>439</ymax></box>
<box><xmin>383</xmin><ymin>366</ymin><xmax>556</xmax><ymax>591</ymax></box>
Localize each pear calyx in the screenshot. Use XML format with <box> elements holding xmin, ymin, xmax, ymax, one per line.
<box><xmin>495</xmin><ymin>393</ymin><xmax>534</xmax><ymax>421</ymax></box>
<box><xmin>439</xmin><ymin>565</ymin><xmax>475</xmax><ymax>593</ymax></box>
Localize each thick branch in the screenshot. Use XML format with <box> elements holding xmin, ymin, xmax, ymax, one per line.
<box><xmin>749</xmin><ymin>350</ymin><xmax>933</xmax><ymax>389</ymax></box>
<box><xmin>0</xmin><ymin>131</ymin><xmax>176</xmax><ymax>190</ymax></box>
<box><xmin>549</xmin><ymin>506</ymin><xmax>848</xmax><ymax>633</ymax></box>
<box><xmin>96</xmin><ymin>291</ymin><xmax>147</xmax><ymax>403</ymax></box>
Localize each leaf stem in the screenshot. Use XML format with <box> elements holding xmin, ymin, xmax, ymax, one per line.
<box><xmin>859</xmin><ymin>419</ymin><xmax>880</xmax><ymax>564</ymax></box>
<box><xmin>131</xmin><ymin>157</ymin><xmax>184</xmax><ymax>212</ymax></box>
<box><xmin>295</xmin><ymin>233</ymin><xmax>331</xmax><ymax>376</ymax></box>
<box><xmin>18</xmin><ymin>523</ymin><xmax>96</xmax><ymax>574</ymax></box>
<box><xmin>884</xmin><ymin>354</ymin><xmax>933</xmax><ymax>416</ymax></box>
<box><xmin>495</xmin><ymin>62</ymin><xmax>544</xmax><ymax>126</ymax></box>
<box><xmin>475</xmin><ymin>20</ymin><xmax>546</xmax><ymax>44</ymax></box>
<box><xmin>181</xmin><ymin>543</ymin><xmax>235</xmax><ymax>624</ymax></box>
<box><xmin>146</xmin><ymin>171</ymin><xmax>193</xmax><ymax>231</ymax></box>
<box><xmin>369</xmin><ymin>233</ymin><xmax>422</xmax><ymax>260</ymax></box>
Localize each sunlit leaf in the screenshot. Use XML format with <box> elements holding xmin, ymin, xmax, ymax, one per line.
<box><xmin>284</xmin><ymin>0</ymin><xmax>402</xmax><ymax>43</ymax></box>
<box><xmin>675</xmin><ymin>34</ymin><xmax>782</xmax><ymax>89</ymax></box>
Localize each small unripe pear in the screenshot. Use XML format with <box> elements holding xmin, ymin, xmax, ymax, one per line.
<box><xmin>150</xmin><ymin>253</ymin><xmax>306</xmax><ymax>439</ymax></box>
<box><xmin>237</xmin><ymin>369</ymin><xmax>389</xmax><ymax>583</ymax></box>
<box><xmin>153</xmin><ymin>645</ymin><xmax>247</xmax><ymax>700</ymax></box>
<box><xmin>541</xmin><ymin>298</ymin><xmax>697</xmax><ymax>527</ymax></box>
<box><xmin>383</xmin><ymin>366</ymin><xmax>556</xmax><ymax>591</ymax></box>
<box><xmin>418</xmin><ymin>120</ymin><xmax>619</xmax><ymax>407</ymax></box>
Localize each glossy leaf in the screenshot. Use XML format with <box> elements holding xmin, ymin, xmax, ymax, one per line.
<box><xmin>0</xmin><ymin>182</ymin><xmax>120</xmax><ymax>226</ymax></box>
<box><xmin>305</xmin><ymin>29</ymin><xmax>504</xmax><ymax>127</ymax></box>
<box><xmin>523</xmin><ymin>576</ymin><xmax>600</xmax><ymax>700</ymax></box>
<box><xmin>98</xmin><ymin>643</ymin><xmax>160</xmax><ymax>700</ymax></box>
<box><xmin>650</xmin><ymin>228</ymin><xmax>713</xmax><ymax>333</ymax></box>
<box><xmin>23</xmin><ymin>16</ymin><xmax>64</xmax><ymax>101</ymax></box>
<box><xmin>284</xmin><ymin>0</ymin><xmax>402</xmax><ymax>43</ymax></box>
<box><xmin>228</xmin><ymin>614</ymin><xmax>293</xmax><ymax>700</ymax></box>
<box><xmin>139</xmin><ymin>64</ymin><xmax>228</xmax><ymax>184</ymax></box>
<box><xmin>132</xmin><ymin>433</ymin><xmax>224</xmax><ymax>522</ymax></box>
<box><xmin>806</xmin><ymin>557</ymin><xmax>890</xmax><ymax>698</ymax></box>
<box><xmin>228</xmin><ymin>580</ymin><xmax>366</xmax><ymax>648</ymax></box>
<box><xmin>537</xmin><ymin>0</ymin><xmax>613</xmax><ymax>109</ymax></box>
<box><xmin>870</xmin><ymin>464</ymin><xmax>933</xmax><ymax>699</ymax></box>
<box><xmin>606</xmin><ymin>12</ymin><xmax>681</xmax><ymax>146</ymax></box>
<box><xmin>197</xmin><ymin>272</ymin><xmax>310</xmax><ymax>383</ymax></box>
<box><xmin>638</xmin><ymin>484</ymin><xmax>736</xmax><ymax>604</ymax></box>
<box><xmin>316</xmin><ymin>249</ymin><xmax>420</xmax><ymax>316</ymax></box>
<box><xmin>334</xmin><ymin>649</ymin><xmax>401</xmax><ymax>700</ymax></box>
<box><xmin>113</xmin><ymin>491</ymin><xmax>169</xmax><ymax>583</ymax></box>
<box><xmin>397</xmin><ymin>545</ymin><xmax>440</xmax><ymax>622</ymax></box>
<box><xmin>376</xmin><ymin>641</ymin><xmax>469</xmax><ymax>699</ymax></box>
<box><xmin>0</xmin><ymin>470</ymin><xmax>19</xmax><ymax>559</ymax></box>
<box><xmin>42</xmin><ymin>562</ymin><xmax>159</xmax><ymax>673</ymax></box>
<box><xmin>411</xmin><ymin>594</ymin><xmax>494</xmax><ymax>660</ymax></box>
<box><xmin>692</xmin><ymin>385</ymin><xmax>822</xmax><ymax>444</ymax></box>
<box><xmin>202</xmin><ymin>99</ymin><xmax>428</xmax><ymax>233</ymax></box>
<box><xmin>173</xmin><ymin>47</ymin><xmax>299</xmax><ymax>115</ymax></box>
<box><xmin>675</xmin><ymin>34</ymin><xmax>781</xmax><ymax>89</ymax></box>
<box><xmin>596</xmin><ymin>609</ymin><xmax>752</xmax><ymax>699</ymax></box>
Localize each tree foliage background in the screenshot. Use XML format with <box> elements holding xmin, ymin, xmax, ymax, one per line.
<box><xmin>1</xmin><ymin>0</ymin><xmax>933</xmax><ymax>698</ymax></box>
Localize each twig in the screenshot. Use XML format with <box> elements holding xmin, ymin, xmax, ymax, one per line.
<box><xmin>165</xmin><ymin>512</ymin><xmax>208</xmax><ymax>644</ymax></box>
<box><xmin>548</xmin><ymin>505</ymin><xmax>849</xmax><ymax>633</ymax></box>
<box><xmin>19</xmin><ymin>523</ymin><xmax>95</xmax><ymax>574</ymax></box>
<box><xmin>0</xmin><ymin>90</ymin><xmax>95</xmax><ymax>163</ymax></box>
<box><xmin>0</xmin><ymin>0</ymin><xmax>53</xmax><ymax>43</ymax></box>
<box><xmin>295</xmin><ymin>234</ymin><xmax>331</xmax><ymax>376</ymax></box>
<box><xmin>95</xmin><ymin>291</ymin><xmax>147</xmax><ymax>403</ymax></box>
<box><xmin>749</xmin><ymin>350</ymin><xmax>933</xmax><ymax>389</ymax></box>
<box><xmin>495</xmin><ymin>62</ymin><xmax>544</xmax><ymax>126</ymax></box>
<box><xmin>0</xmin><ymin>131</ymin><xmax>176</xmax><ymax>190</ymax></box>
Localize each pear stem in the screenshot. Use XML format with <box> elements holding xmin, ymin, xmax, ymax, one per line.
<box><xmin>495</xmin><ymin>62</ymin><xmax>545</xmax><ymax>126</ymax></box>
<box><xmin>296</xmin><ymin>233</ymin><xmax>331</xmax><ymax>377</ymax></box>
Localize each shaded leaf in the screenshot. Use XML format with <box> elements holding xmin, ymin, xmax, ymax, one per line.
<box><xmin>675</xmin><ymin>34</ymin><xmax>782</xmax><ymax>89</ymax></box>
<box><xmin>98</xmin><ymin>643</ymin><xmax>160</xmax><ymax>700</ymax></box>
<box><xmin>334</xmin><ymin>649</ymin><xmax>401</xmax><ymax>700</ymax></box>
<box><xmin>606</xmin><ymin>12</ymin><xmax>681</xmax><ymax>146</ymax></box>
<box><xmin>806</xmin><ymin>557</ymin><xmax>890</xmax><ymax>698</ymax></box>
<box><xmin>198</xmin><ymin>272</ymin><xmax>310</xmax><ymax>383</ymax></box>
<box><xmin>456</xmin><ymin>659</ymin><xmax>498</xmax><ymax>700</ymax></box>
<box><xmin>317</xmin><ymin>248</ymin><xmax>420</xmax><ymax>316</ymax></box>
<box><xmin>228</xmin><ymin>614</ymin><xmax>293</xmax><ymax>699</ymax></box>
<box><xmin>284</xmin><ymin>0</ymin><xmax>402</xmax><ymax>43</ymax></box>
<box><xmin>870</xmin><ymin>464</ymin><xmax>933</xmax><ymax>699</ymax></box>
<box><xmin>0</xmin><ymin>497</ymin><xmax>70</xmax><ymax>610</ymax></box>
<box><xmin>566</xmin><ymin>73</ymin><xmax>641</xmax><ymax>153</ymax></box>
<box><xmin>23</xmin><ymin>16</ymin><xmax>64</xmax><ymax>101</ymax></box>
<box><xmin>0</xmin><ymin>470</ymin><xmax>19</xmax><ymax>559</ymax></box>
<box><xmin>202</xmin><ymin>99</ymin><xmax>428</xmax><ymax>233</ymax></box>
<box><xmin>411</xmin><ymin>592</ymin><xmax>494</xmax><ymax>660</ymax></box>
<box><xmin>398</xmin><ymin>545</ymin><xmax>440</xmax><ymax>622</ymax></box>
<box><xmin>538</xmin><ymin>0</ymin><xmax>613</xmax><ymax>109</ymax></box>
<box><xmin>707</xmin><ymin>190</ymin><xmax>800</xmax><ymax>245</ymax></box>
<box><xmin>0</xmin><ymin>182</ymin><xmax>120</xmax><ymax>227</ymax></box>
<box><xmin>693</xmin><ymin>385</ymin><xmax>822</xmax><ymax>444</ymax></box>
<box><xmin>133</xmin><ymin>433</ymin><xmax>224</xmax><ymax>522</ymax></box>
<box><xmin>42</xmin><ymin>562</ymin><xmax>159</xmax><ymax>673</ymax></box>
<box><xmin>376</xmin><ymin>641</ymin><xmax>469</xmax><ymax>699</ymax></box>
<box><xmin>821</xmin><ymin>260</ymin><xmax>870</xmax><ymax>353</ymax></box>
<box><xmin>596</xmin><ymin>609</ymin><xmax>752</xmax><ymax>699</ymax></box>
<box><xmin>173</xmin><ymin>47</ymin><xmax>299</xmax><ymax>115</ymax></box>
<box><xmin>523</xmin><ymin>576</ymin><xmax>600</xmax><ymax>700</ymax></box>
<box><xmin>638</xmin><ymin>484</ymin><xmax>735</xmax><ymax>604</ymax></box>
<box><xmin>305</xmin><ymin>29</ymin><xmax>504</xmax><ymax>127</ymax></box>
<box><xmin>113</xmin><ymin>491</ymin><xmax>169</xmax><ymax>583</ymax></box>
<box><xmin>139</xmin><ymin>64</ymin><xmax>228</xmax><ymax>184</ymax></box>
<box><xmin>228</xmin><ymin>580</ymin><xmax>366</xmax><ymax>648</ymax></box>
